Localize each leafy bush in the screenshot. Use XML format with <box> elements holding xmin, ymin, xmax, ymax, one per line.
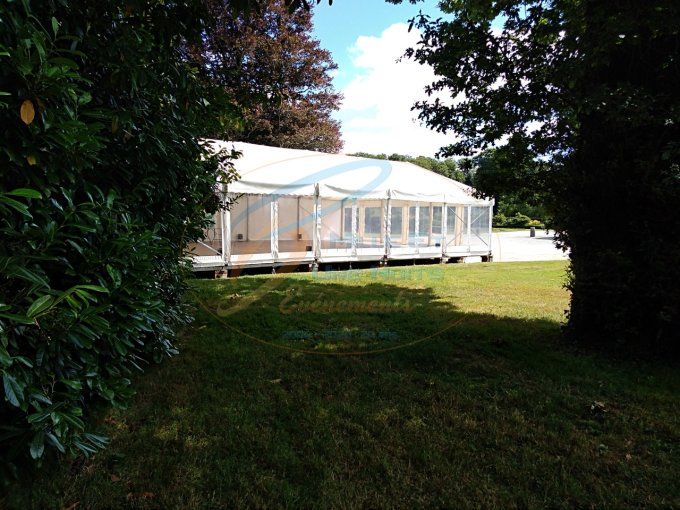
<box><xmin>494</xmin><ymin>213</ymin><xmax>536</xmax><ymax>228</ymax></box>
<box><xmin>507</xmin><ymin>214</ymin><xmax>531</xmax><ymax>228</ymax></box>
<box><xmin>0</xmin><ymin>1</ymin><xmax>234</xmax><ymax>478</ymax></box>
<box><xmin>492</xmin><ymin>213</ymin><xmax>508</xmax><ymax>227</ymax></box>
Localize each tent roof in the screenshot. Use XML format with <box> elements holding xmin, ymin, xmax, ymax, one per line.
<box><xmin>206</xmin><ymin>140</ymin><xmax>490</xmax><ymax>205</ymax></box>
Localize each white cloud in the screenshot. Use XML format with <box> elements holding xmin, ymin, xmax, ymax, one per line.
<box><xmin>338</xmin><ymin>23</ymin><xmax>455</xmax><ymax>157</ymax></box>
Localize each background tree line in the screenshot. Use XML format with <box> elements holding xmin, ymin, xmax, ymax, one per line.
<box><xmin>351</xmin><ymin>149</ymin><xmax>550</xmax><ymax>228</ymax></box>
<box><xmin>349</xmin><ymin>151</ymin><xmax>468</xmax><ymax>182</ymax></box>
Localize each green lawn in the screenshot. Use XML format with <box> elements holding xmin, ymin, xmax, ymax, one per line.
<box><xmin>8</xmin><ymin>261</ymin><xmax>679</xmax><ymax>509</ymax></box>
<box><xmin>492</xmin><ymin>227</ymin><xmax>541</xmax><ymax>232</ymax></box>
<box><xmin>492</xmin><ymin>226</ymin><xmax>529</xmax><ymax>232</ymax></box>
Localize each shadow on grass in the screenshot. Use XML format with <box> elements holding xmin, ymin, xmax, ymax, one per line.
<box><xmin>190</xmin><ymin>272</ymin><xmax>563</xmax><ymax>360</ymax></box>
<box><xmin>9</xmin><ymin>271</ymin><xmax>680</xmax><ymax>509</ymax></box>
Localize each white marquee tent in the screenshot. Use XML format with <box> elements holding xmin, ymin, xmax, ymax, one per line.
<box><xmin>190</xmin><ymin>140</ymin><xmax>494</xmax><ymax>271</ymax></box>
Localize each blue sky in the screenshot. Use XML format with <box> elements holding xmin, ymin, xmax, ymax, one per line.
<box><xmin>311</xmin><ymin>0</ymin><xmax>452</xmax><ymax>157</ymax></box>
<box><xmin>312</xmin><ymin>0</ymin><xmax>443</xmax><ymax>90</ymax></box>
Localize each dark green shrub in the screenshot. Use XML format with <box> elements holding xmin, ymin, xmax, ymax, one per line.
<box><xmin>492</xmin><ymin>213</ymin><xmax>508</xmax><ymax>227</ymax></box>
<box><xmin>0</xmin><ymin>1</ymin><xmax>235</xmax><ymax>477</ymax></box>
<box><xmin>504</xmin><ymin>214</ymin><xmax>532</xmax><ymax>228</ymax></box>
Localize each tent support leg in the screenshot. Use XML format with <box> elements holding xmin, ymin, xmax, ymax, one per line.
<box><xmin>221</xmin><ymin>190</ymin><xmax>231</xmax><ymax>266</ymax></box>
<box><xmin>312</xmin><ymin>183</ymin><xmax>321</xmax><ymax>263</ymax></box>
<box><xmin>441</xmin><ymin>203</ymin><xmax>448</xmax><ymax>260</ymax></box>
<box><xmin>271</xmin><ymin>195</ymin><xmax>279</xmax><ymax>263</ymax></box>
<box><xmin>467</xmin><ymin>205</ymin><xmax>472</xmax><ymax>252</ymax></box>
<box><xmin>351</xmin><ymin>198</ymin><xmax>358</xmax><ymax>258</ymax></box>
<box><xmin>384</xmin><ymin>191</ymin><xmax>392</xmax><ymax>260</ymax></box>
<box><xmin>414</xmin><ymin>203</ymin><xmax>420</xmax><ymax>256</ymax></box>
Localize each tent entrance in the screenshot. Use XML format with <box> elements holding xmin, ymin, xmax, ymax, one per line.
<box><xmin>444</xmin><ymin>205</ymin><xmax>469</xmax><ymax>256</ymax></box>
<box><xmin>469</xmin><ymin>205</ymin><xmax>492</xmax><ymax>251</ymax></box>
<box><xmin>277</xmin><ymin>196</ymin><xmax>315</xmax><ymax>264</ymax></box>
<box><xmin>229</xmin><ymin>194</ymin><xmax>276</xmax><ymax>266</ymax></box>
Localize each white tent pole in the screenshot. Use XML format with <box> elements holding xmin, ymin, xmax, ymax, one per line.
<box><xmin>296</xmin><ymin>196</ymin><xmax>300</xmax><ymax>239</ymax></box>
<box><xmin>351</xmin><ymin>197</ymin><xmax>358</xmax><ymax>257</ymax></box>
<box><xmin>441</xmin><ymin>202</ymin><xmax>448</xmax><ymax>258</ymax></box>
<box><xmin>414</xmin><ymin>203</ymin><xmax>420</xmax><ymax>254</ymax></box>
<box><xmin>271</xmin><ymin>195</ymin><xmax>279</xmax><ymax>262</ymax></box>
<box><xmin>488</xmin><ymin>200</ymin><xmax>495</xmax><ymax>258</ymax></box>
<box><xmin>221</xmin><ymin>187</ymin><xmax>230</xmax><ymax>266</ymax></box>
<box><xmin>467</xmin><ymin>204</ymin><xmax>472</xmax><ymax>252</ymax></box>
<box><xmin>245</xmin><ymin>195</ymin><xmax>250</xmax><ymax>241</ymax></box>
<box><xmin>384</xmin><ymin>190</ymin><xmax>391</xmax><ymax>259</ymax></box>
<box><xmin>219</xmin><ymin>192</ymin><xmax>226</xmax><ymax>264</ymax></box>
<box><xmin>313</xmin><ymin>183</ymin><xmax>321</xmax><ymax>262</ymax></box>
<box><xmin>223</xmin><ymin>207</ymin><xmax>231</xmax><ymax>265</ymax></box>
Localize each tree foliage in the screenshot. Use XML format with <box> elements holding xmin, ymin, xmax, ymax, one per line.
<box><xmin>472</xmin><ymin>147</ymin><xmax>550</xmax><ymax>226</ymax></box>
<box><xmin>349</xmin><ymin>152</ymin><xmax>468</xmax><ymax>183</ymax></box>
<box><xmin>196</xmin><ymin>0</ymin><xmax>343</xmax><ymax>153</ymax></box>
<box><xmin>0</xmin><ymin>0</ymin><xmax>239</xmax><ymax>476</ymax></box>
<box><xmin>400</xmin><ymin>0</ymin><xmax>680</xmax><ymax>356</ymax></box>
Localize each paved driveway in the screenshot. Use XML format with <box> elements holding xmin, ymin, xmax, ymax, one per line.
<box><xmin>491</xmin><ymin>230</ymin><xmax>569</xmax><ymax>262</ymax></box>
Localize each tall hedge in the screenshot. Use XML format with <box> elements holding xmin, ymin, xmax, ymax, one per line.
<box><xmin>0</xmin><ymin>1</ymin><xmax>234</xmax><ymax>476</ymax></box>
<box><xmin>554</xmin><ymin>2</ymin><xmax>680</xmax><ymax>357</ymax></box>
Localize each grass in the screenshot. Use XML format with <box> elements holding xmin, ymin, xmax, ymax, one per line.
<box><xmin>492</xmin><ymin>226</ymin><xmax>529</xmax><ymax>232</ymax></box>
<box><xmin>7</xmin><ymin>261</ymin><xmax>679</xmax><ymax>509</ymax></box>
<box><xmin>492</xmin><ymin>227</ymin><xmax>543</xmax><ymax>232</ymax></box>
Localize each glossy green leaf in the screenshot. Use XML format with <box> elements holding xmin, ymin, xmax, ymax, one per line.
<box><xmin>3</xmin><ymin>374</ymin><xmax>23</xmax><ymax>407</ymax></box>
<box><xmin>27</xmin><ymin>295</ymin><xmax>55</xmax><ymax>318</ymax></box>
<box><xmin>45</xmin><ymin>432</ymin><xmax>65</xmax><ymax>454</ymax></box>
<box><xmin>30</xmin><ymin>431</ymin><xmax>45</xmax><ymax>459</ymax></box>
<box><xmin>6</xmin><ymin>188</ymin><xmax>42</xmax><ymax>199</ymax></box>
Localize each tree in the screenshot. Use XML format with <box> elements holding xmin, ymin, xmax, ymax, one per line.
<box><xmin>197</xmin><ymin>0</ymin><xmax>343</xmax><ymax>153</ymax></box>
<box><xmin>398</xmin><ymin>0</ymin><xmax>679</xmax><ymax>356</ymax></box>
<box><xmin>472</xmin><ymin>147</ymin><xmax>550</xmax><ymax>225</ymax></box>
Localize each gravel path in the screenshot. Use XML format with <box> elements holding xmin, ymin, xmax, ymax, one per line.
<box><xmin>491</xmin><ymin>230</ymin><xmax>569</xmax><ymax>262</ymax></box>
